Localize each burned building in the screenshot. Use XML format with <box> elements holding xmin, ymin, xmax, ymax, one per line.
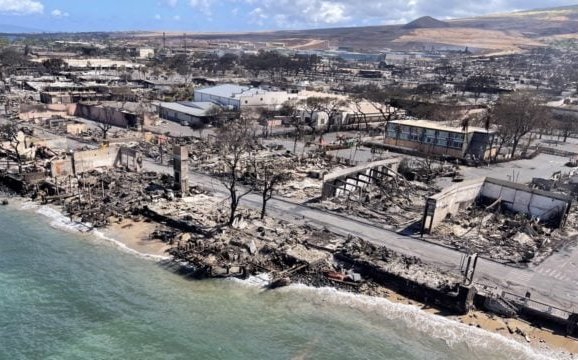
<box><xmin>158</xmin><ymin>102</ymin><xmax>220</xmax><ymax>126</ymax></box>
<box><xmin>422</xmin><ymin>177</ymin><xmax>572</xmax><ymax>234</ymax></box>
<box><xmin>384</xmin><ymin>120</ymin><xmax>496</xmax><ymax>161</ymax></box>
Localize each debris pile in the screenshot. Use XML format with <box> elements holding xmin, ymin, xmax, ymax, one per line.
<box><xmin>398</xmin><ymin>158</ymin><xmax>459</xmax><ymax>184</ymax></box>
<box><xmin>433</xmin><ymin>205</ymin><xmax>563</xmax><ymax>263</ymax></box>
<box><xmin>313</xmin><ymin>177</ymin><xmax>438</xmax><ymax>230</ymax></box>
<box><xmin>168</xmin><ymin>210</ymin><xmax>337</xmax><ymax>279</ymax></box>
<box><xmin>39</xmin><ymin>169</ymin><xmax>176</xmax><ymax>227</ymax></box>
<box><xmin>337</xmin><ymin>236</ymin><xmax>461</xmax><ymax>291</ymax></box>
<box><xmin>188</xmin><ymin>142</ymin><xmax>345</xmax><ymax>201</ymax></box>
<box><xmin>164</xmin><ymin>202</ymin><xmax>461</xmax><ymax>298</ymax></box>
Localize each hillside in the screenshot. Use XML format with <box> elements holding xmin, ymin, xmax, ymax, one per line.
<box><xmin>404</xmin><ymin>16</ymin><xmax>449</xmax><ymax>29</ymax></box>
<box><xmin>159</xmin><ymin>5</ymin><xmax>578</xmax><ymax>53</ymax></box>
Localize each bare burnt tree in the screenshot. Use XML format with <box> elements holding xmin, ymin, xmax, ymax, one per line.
<box><xmin>491</xmin><ymin>92</ymin><xmax>546</xmax><ymax>158</ymax></box>
<box><xmin>216</xmin><ymin>117</ymin><xmax>257</xmax><ymax>226</ymax></box>
<box><xmin>167</xmin><ymin>54</ymin><xmax>193</xmax><ymax>84</ymax></box>
<box><xmin>349</xmin><ymin>95</ymin><xmax>372</xmax><ymax>131</ymax></box>
<box><xmin>552</xmin><ymin>114</ymin><xmax>577</xmax><ymax>143</ymax></box>
<box><xmin>97</xmin><ymin>106</ymin><xmax>116</xmax><ymax>140</ymax></box>
<box><xmin>318</xmin><ymin>97</ymin><xmax>348</xmax><ymax>133</ymax></box>
<box><xmin>42</xmin><ymin>58</ymin><xmax>67</xmax><ymax>74</ymax></box>
<box><xmin>297</xmin><ymin>97</ymin><xmax>327</xmax><ymax>130</ymax></box>
<box><xmin>360</xmin><ymin>88</ymin><xmax>399</xmax><ymax>141</ymax></box>
<box><xmin>462</xmin><ymin>75</ymin><xmax>497</xmax><ymax>103</ymax></box>
<box><xmin>249</xmin><ymin>158</ymin><xmax>293</xmax><ymax>219</ymax></box>
<box><xmin>433</xmin><ymin>58</ymin><xmax>456</xmax><ymax>83</ymax></box>
<box><xmin>280</xmin><ymin>100</ymin><xmax>306</xmax><ymax>154</ymax></box>
<box><xmin>0</xmin><ymin>47</ymin><xmax>27</xmax><ymax>79</ymax></box>
<box><xmin>0</xmin><ymin>121</ymin><xmax>23</xmax><ymax>174</ymax></box>
<box><xmin>205</xmin><ymin>105</ymin><xmax>224</xmax><ymax>127</ymax></box>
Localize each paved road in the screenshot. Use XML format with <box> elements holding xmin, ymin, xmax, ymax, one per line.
<box><xmin>143</xmin><ymin>160</ymin><xmax>578</xmax><ymax>310</ymax></box>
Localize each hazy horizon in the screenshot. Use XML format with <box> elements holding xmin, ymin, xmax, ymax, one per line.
<box><xmin>0</xmin><ymin>0</ymin><xmax>577</xmax><ymax>34</ymax></box>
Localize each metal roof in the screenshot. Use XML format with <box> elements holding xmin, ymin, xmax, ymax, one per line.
<box><xmin>389</xmin><ymin>119</ymin><xmax>494</xmax><ymax>134</ymax></box>
<box><xmin>160</xmin><ymin>102</ymin><xmax>217</xmax><ymax>117</ymax></box>
<box><xmin>195</xmin><ymin>84</ymin><xmax>267</xmax><ymax>99</ymax></box>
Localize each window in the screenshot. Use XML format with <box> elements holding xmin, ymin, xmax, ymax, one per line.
<box><xmin>436</xmin><ymin>138</ymin><xmax>447</xmax><ymax>147</ymax></box>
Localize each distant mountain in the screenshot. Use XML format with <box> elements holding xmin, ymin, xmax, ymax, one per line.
<box><xmin>23</xmin><ymin>5</ymin><xmax>578</xmax><ymax>53</ymax></box>
<box><xmin>138</xmin><ymin>5</ymin><xmax>578</xmax><ymax>53</ymax></box>
<box><xmin>0</xmin><ymin>24</ymin><xmax>43</xmax><ymax>34</ymax></box>
<box><xmin>404</xmin><ymin>16</ymin><xmax>449</xmax><ymax>29</ymax></box>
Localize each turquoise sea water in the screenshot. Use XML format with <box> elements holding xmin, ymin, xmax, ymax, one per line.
<box><xmin>0</xmin><ymin>204</ymin><xmax>561</xmax><ymax>360</ymax></box>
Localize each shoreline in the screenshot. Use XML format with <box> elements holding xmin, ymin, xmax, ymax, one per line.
<box><xmin>1</xmin><ymin>194</ymin><xmax>170</xmax><ymax>261</ymax></box>
<box><xmin>102</xmin><ymin>217</ymin><xmax>171</xmax><ymax>259</ymax></box>
<box><xmin>1</xmin><ymin>193</ymin><xmax>576</xmax><ymax>358</ymax></box>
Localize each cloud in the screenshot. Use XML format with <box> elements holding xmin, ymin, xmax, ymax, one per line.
<box><xmin>51</xmin><ymin>9</ymin><xmax>69</xmax><ymax>18</ymax></box>
<box><xmin>154</xmin><ymin>14</ymin><xmax>162</xmax><ymax>20</ymax></box>
<box><xmin>238</xmin><ymin>0</ymin><xmax>578</xmax><ymax>28</ymax></box>
<box><xmin>189</xmin><ymin>0</ymin><xmax>215</xmax><ymax>16</ymax></box>
<box><xmin>173</xmin><ymin>15</ymin><xmax>181</xmax><ymax>20</ymax></box>
<box><xmin>0</xmin><ymin>0</ymin><xmax>44</xmax><ymax>15</ymax></box>
<box><xmin>313</xmin><ymin>2</ymin><xmax>348</xmax><ymax>24</ymax></box>
<box><xmin>248</xmin><ymin>7</ymin><xmax>268</xmax><ymax>26</ymax></box>
<box><xmin>165</xmin><ymin>0</ymin><xmax>178</xmax><ymax>7</ymax></box>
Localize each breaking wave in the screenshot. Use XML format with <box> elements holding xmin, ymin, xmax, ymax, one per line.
<box><xmin>285</xmin><ymin>284</ymin><xmax>569</xmax><ymax>360</ymax></box>
<box><xmin>230</xmin><ymin>274</ymin><xmax>569</xmax><ymax>360</ymax></box>
<box><xmin>29</xmin><ymin>203</ymin><xmax>170</xmax><ymax>261</ymax></box>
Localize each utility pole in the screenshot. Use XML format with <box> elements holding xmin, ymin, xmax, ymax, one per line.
<box><xmin>183</xmin><ymin>33</ymin><xmax>187</xmax><ymax>54</ymax></box>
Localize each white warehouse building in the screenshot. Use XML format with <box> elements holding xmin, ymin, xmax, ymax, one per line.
<box><xmin>194</xmin><ymin>84</ymin><xmax>298</xmax><ymax>111</ymax></box>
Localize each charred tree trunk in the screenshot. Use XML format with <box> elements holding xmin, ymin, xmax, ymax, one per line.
<box><xmin>261</xmin><ymin>192</ymin><xmax>267</xmax><ymax>220</ymax></box>
<box><xmin>228</xmin><ymin>187</ymin><xmax>238</xmax><ymax>226</ymax></box>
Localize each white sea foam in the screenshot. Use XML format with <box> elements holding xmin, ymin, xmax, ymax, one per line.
<box><xmin>35</xmin><ymin>206</ymin><xmax>93</xmax><ymax>233</ymax></box>
<box><xmin>284</xmin><ymin>284</ymin><xmax>570</xmax><ymax>360</ymax></box>
<box><xmin>229</xmin><ymin>274</ymin><xmax>568</xmax><ymax>360</ymax></box>
<box><xmin>18</xmin><ymin>200</ymin><xmax>40</xmax><ymax>211</ymax></box>
<box><xmin>228</xmin><ymin>273</ymin><xmax>272</xmax><ymax>288</ymax></box>
<box><xmin>91</xmin><ymin>229</ymin><xmax>171</xmax><ymax>262</ymax></box>
<box><xmin>32</xmin><ymin>204</ymin><xmax>170</xmax><ymax>262</ymax></box>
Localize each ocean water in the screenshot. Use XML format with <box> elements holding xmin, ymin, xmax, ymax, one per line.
<box><xmin>0</xmin><ymin>204</ymin><xmax>562</xmax><ymax>360</ymax></box>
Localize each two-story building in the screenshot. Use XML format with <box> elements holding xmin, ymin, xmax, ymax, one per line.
<box><xmin>384</xmin><ymin>119</ymin><xmax>496</xmax><ymax>161</ymax></box>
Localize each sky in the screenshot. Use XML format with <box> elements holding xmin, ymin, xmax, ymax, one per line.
<box><xmin>0</xmin><ymin>0</ymin><xmax>577</xmax><ymax>33</ymax></box>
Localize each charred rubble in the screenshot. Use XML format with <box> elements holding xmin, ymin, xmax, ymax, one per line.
<box><xmin>433</xmin><ymin>203</ymin><xmax>567</xmax><ymax>264</ymax></box>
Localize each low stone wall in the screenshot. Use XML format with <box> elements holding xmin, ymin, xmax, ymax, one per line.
<box><xmin>474</xmin><ymin>291</ymin><xmax>578</xmax><ymax>337</ymax></box>
<box><xmin>19</xmin><ymin>103</ymin><xmax>77</xmax><ymax>121</ymax></box>
<box><xmin>335</xmin><ymin>253</ymin><xmax>476</xmax><ymax>315</ymax></box>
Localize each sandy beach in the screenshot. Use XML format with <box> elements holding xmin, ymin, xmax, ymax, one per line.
<box><xmin>103</xmin><ymin>217</ymin><xmax>171</xmax><ymax>258</ymax></box>
<box><xmin>377</xmin><ymin>288</ymin><xmax>578</xmax><ymax>356</ymax></box>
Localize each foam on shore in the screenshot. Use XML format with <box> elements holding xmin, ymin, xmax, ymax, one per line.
<box><xmin>28</xmin><ymin>202</ymin><xmax>170</xmax><ymax>262</ymax></box>
<box><xmin>229</xmin><ymin>274</ymin><xmax>569</xmax><ymax>360</ymax></box>
<box><xmin>291</xmin><ymin>284</ymin><xmax>570</xmax><ymax>360</ymax></box>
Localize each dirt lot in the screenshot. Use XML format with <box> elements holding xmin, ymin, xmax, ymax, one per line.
<box><xmin>394</xmin><ymin>28</ymin><xmax>544</xmax><ymax>51</ymax></box>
